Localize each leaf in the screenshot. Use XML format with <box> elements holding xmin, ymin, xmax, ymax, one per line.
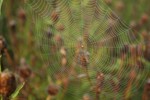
<box><xmin>0</xmin><ymin>0</ymin><xmax>3</xmax><ymax>15</ymax></box>
<box><xmin>10</xmin><ymin>82</ymin><xmax>25</xmax><ymax>99</ymax></box>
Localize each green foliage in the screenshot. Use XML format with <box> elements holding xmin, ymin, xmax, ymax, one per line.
<box><xmin>10</xmin><ymin>82</ymin><xmax>25</xmax><ymax>100</ymax></box>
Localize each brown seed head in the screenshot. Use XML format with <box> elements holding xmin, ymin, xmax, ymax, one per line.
<box><xmin>141</xmin><ymin>31</ymin><xmax>148</xmax><ymax>41</ymax></box>
<box><xmin>116</xmin><ymin>1</ymin><xmax>125</xmax><ymax>11</ymax></box>
<box><xmin>18</xmin><ymin>66</ymin><xmax>31</xmax><ymax>80</ymax></box>
<box><xmin>60</xmin><ymin>47</ymin><xmax>66</xmax><ymax>56</ymax></box>
<box><xmin>0</xmin><ymin>71</ymin><xmax>16</xmax><ymax>97</ymax></box>
<box><xmin>18</xmin><ymin>8</ymin><xmax>26</xmax><ymax>21</ymax></box>
<box><xmin>129</xmin><ymin>70</ymin><xmax>136</xmax><ymax>79</ymax></box>
<box><xmin>51</xmin><ymin>11</ymin><xmax>59</xmax><ymax>22</ymax></box>
<box><xmin>95</xmin><ymin>72</ymin><xmax>104</xmax><ymax>93</ymax></box>
<box><xmin>104</xmin><ymin>0</ymin><xmax>112</xmax><ymax>5</ymax></box>
<box><xmin>61</xmin><ymin>57</ymin><xmax>67</xmax><ymax>66</ymax></box>
<box><xmin>47</xmin><ymin>85</ymin><xmax>59</xmax><ymax>96</ymax></box>
<box><xmin>54</xmin><ymin>34</ymin><xmax>63</xmax><ymax>47</ymax></box>
<box><xmin>140</xmin><ymin>13</ymin><xmax>149</xmax><ymax>25</ymax></box>
<box><xmin>56</xmin><ymin>24</ymin><xmax>65</xmax><ymax>31</ymax></box>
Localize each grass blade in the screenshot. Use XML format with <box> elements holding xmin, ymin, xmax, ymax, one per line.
<box><xmin>10</xmin><ymin>82</ymin><xmax>25</xmax><ymax>99</ymax></box>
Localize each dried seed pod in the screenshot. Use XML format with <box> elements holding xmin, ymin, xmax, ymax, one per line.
<box><xmin>0</xmin><ymin>71</ymin><xmax>16</xmax><ymax>97</ymax></box>
<box><xmin>130</xmin><ymin>21</ymin><xmax>140</xmax><ymax>31</ymax></box>
<box><xmin>140</xmin><ymin>13</ymin><xmax>149</xmax><ymax>25</ymax></box>
<box><xmin>19</xmin><ymin>58</ymin><xmax>31</xmax><ymax>80</ymax></box>
<box><xmin>80</xmin><ymin>55</ymin><xmax>88</xmax><ymax>67</ymax></box>
<box><xmin>47</xmin><ymin>84</ymin><xmax>59</xmax><ymax>96</ymax></box>
<box><xmin>51</xmin><ymin>11</ymin><xmax>59</xmax><ymax>22</ymax></box>
<box><xmin>17</xmin><ymin>8</ymin><xmax>26</xmax><ymax>25</ymax></box>
<box><xmin>129</xmin><ymin>70</ymin><xmax>136</xmax><ymax>79</ymax></box>
<box><xmin>76</xmin><ymin>49</ymin><xmax>89</xmax><ymax>67</ymax></box>
<box><xmin>141</xmin><ymin>31</ymin><xmax>148</xmax><ymax>41</ymax></box>
<box><xmin>54</xmin><ymin>34</ymin><xmax>63</xmax><ymax>47</ymax></box>
<box><xmin>60</xmin><ymin>47</ymin><xmax>66</xmax><ymax>56</ymax></box>
<box><xmin>104</xmin><ymin>0</ymin><xmax>112</xmax><ymax>5</ymax></box>
<box><xmin>56</xmin><ymin>24</ymin><xmax>65</xmax><ymax>31</ymax></box>
<box><xmin>95</xmin><ymin>72</ymin><xmax>104</xmax><ymax>93</ymax></box>
<box><xmin>115</xmin><ymin>1</ymin><xmax>125</xmax><ymax>12</ymax></box>
<box><xmin>54</xmin><ymin>34</ymin><xmax>62</xmax><ymax>42</ymax></box>
<box><xmin>18</xmin><ymin>66</ymin><xmax>31</xmax><ymax>80</ymax></box>
<box><xmin>61</xmin><ymin>57</ymin><xmax>67</xmax><ymax>66</ymax></box>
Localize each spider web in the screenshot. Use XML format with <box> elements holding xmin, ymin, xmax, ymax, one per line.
<box><xmin>24</xmin><ymin>0</ymin><xmax>149</xmax><ymax>99</ymax></box>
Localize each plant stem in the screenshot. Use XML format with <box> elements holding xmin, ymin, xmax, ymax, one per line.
<box><xmin>84</xmin><ymin>67</ymin><xmax>93</xmax><ymax>86</ymax></box>
<box><xmin>0</xmin><ymin>0</ymin><xmax>3</xmax><ymax>15</ymax></box>
<box><xmin>0</xmin><ymin>95</ymin><xmax>3</xmax><ymax>100</ymax></box>
<box><xmin>0</xmin><ymin>54</ymin><xmax>2</xmax><ymax>73</ymax></box>
<box><xmin>96</xmin><ymin>92</ymin><xmax>100</xmax><ymax>100</ymax></box>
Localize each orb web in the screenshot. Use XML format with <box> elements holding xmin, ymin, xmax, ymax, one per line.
<box><xmin>25</xmin><ymin>0</ymin><xmax>149</xmax><ymax>99</ymax></box>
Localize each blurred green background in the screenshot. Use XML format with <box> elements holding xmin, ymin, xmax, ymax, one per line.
<box><xmin>0</xmin><ymin>0</ymin><xmax>150</xmax><ymax>100</ymax></box>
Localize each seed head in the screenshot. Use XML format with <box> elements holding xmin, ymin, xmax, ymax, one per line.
<box><xmin>18</xmin><ymin>8</ymin><xmax>26</xmax><ymax>22</ymax></box>
<box><xmin>76</xmin><ymin>50</ymin><xmax>89</xmax><ymax>67</ymax></box>
<box><xmin>61</xmin><ymin>57</ymin><xmax>67</xmax><ymax>66</ymax></box>
<box><xmin>141</xmin><ymin>31</ymin><xmax>148</xmax><ymax>41</ymax></box>
<box><xmin>56</xmin><ymin>24</ymin><xmax>65</xmax><ymax>31</ymax></box>
<box><xmin>51</xmin><ymin>11</ymin><xmax>59</xmax><ymax>22</ymax></box>
<box><xmin>60</xmin><ymin>47</ymin><xmax>66</xmax><ymax>56</ymax></box>
<box><xmin>47</xmin><ymin>84</ymin><xmax>59</xmax><ymax>96</ymax></box>
<box><xmin>0</xmin><ymin>71</ymin><xmax>16</xmax><ymax>97</ymax></box>
<box><xmin>95</xmin><ymin>72</ymin><xmax>104</xmax><ymax>93</ymax></box>
<box><xmin>115</xmin><ymin>1</ymin><xmax>125</xmax><ymax>11</ymax></box>
<box><xmin>104</xmin><ymin>0</ymin><xmax>112</xmax><ymax>5</ymax></box>
<box><xmin>140</xmin><ymin>13</ymin><xmax>149</xmax><ymax>25</ymax></box>
<box><xmin>19</xmin><ymin>58</ymin><xmax>31</xmax><ymax>80</ymax></box>
<box><xmin>54</xmin><ymin>34</ymin><xmax>63</xmax><ymax>47</ymax></box>
<box><xmin>18</xmin><ymin>66</ymin><xmax>31</xmax><ymax>80</ymax></box>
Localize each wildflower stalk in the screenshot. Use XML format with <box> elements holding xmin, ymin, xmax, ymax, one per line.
<box><xmin>0</xmin><ymin>53</ymin><xmax>2</xmax><ymax>73</ymax></box>
<box><xmin>0</xmin><ymin>0</ymin><xmax>3</xmax><ymax>15</ymax></box>
<box><xmin>83</xmin><ymin>31</ymin><xmax>93</xmax><ymax>86</ymax></box>
<box><xmin>84</xmin><ymin>67</ymin><xmax>93</xmax><ymax>86</ymax></box>
<box><xmin>0</xmin><ymin>52</ymin><xmax>3</xmax><ymax>100</ymax></box>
